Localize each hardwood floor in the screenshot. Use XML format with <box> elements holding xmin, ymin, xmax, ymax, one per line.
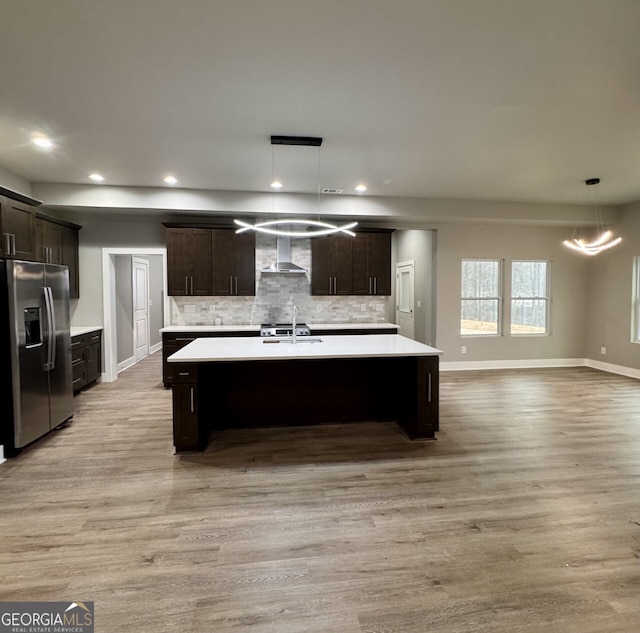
<box><xmin>1</xmin><ymin>353</ymin><xmax>638</xmax><ymax>632</ymax></box>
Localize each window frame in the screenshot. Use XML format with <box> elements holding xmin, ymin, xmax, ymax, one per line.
<box><xmin>509</xmin><ymin>260</ymin><xmax>551</xmax><ymax>337</ymax></box>
<box><xmin>460</xmin><ymin>258</ymin><xmax>503</xmax><ymax>337</ymax></box>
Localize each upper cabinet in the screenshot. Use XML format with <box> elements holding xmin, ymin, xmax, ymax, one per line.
<box><xmin>34</xmin><ymin>214</ymin><xmax>81</xmax><ymax>299</ymax></box>
<box><xmin>0</xmin><ymin>196</ymin><xmax>36</xmax><ymax>260</ymax></box>
<box><xmin>0</xmin><ymin>187</ymin><xmax>81</xmax><ymax>298</ymax></box>
<box><xmin>166</xmin><ymin>225</ymin><xmax>256</xmax><ymax>297</ymax></box>
<box><xmin>311</xmin><ymin>235</ymin><xmax>353</xmax><ymax>296</ymax></box>
<box><xmin>352</xmin><ymin>230</ymin><xmax>392</xmax><ymax>296</ymax></box>
<box><xmin>166</xmin><ymin>228</ymin><xmax>213</xmax><ymax>296</ymax></box>
<box><xmin>311</xmin><ymin>230</ymin><xmax>393</xmax><ymax>296</ymax></box>
<box><xmin>211</xmin><ymin>229</ymin><xmax>255</xmax><ymax>296</ymax></box>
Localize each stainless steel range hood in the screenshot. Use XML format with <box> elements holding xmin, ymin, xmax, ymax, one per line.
<box><xmin>261</xmin><ymin>237</ymin><xmax>307</xmax><ymax>274</ymax></box>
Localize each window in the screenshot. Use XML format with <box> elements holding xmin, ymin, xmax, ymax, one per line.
<box><xmin>461</xmin><ymin>259</ymin><xmax>502</xmax><ymax>336</ymax></box>
<box><xmin>510</xmin><ymin>260</ymin><xmax>549</xmax><ymax>335</ymax></box>
<box><xmin>633</xmin><ymin>257</ymin><xmax>640</xmax><ymax>343</ymax></box>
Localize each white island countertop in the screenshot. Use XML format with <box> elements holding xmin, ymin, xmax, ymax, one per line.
<box><xmin>168</xmin><ymin>334</ymin><xmax>441</xmax><ymax>363</ymax></box>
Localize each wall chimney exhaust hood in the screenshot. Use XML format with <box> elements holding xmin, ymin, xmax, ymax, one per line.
<box><xmin>261</xmin><ymin>237</ymin><xmax>307</xmax><ymax>274</ymax></box>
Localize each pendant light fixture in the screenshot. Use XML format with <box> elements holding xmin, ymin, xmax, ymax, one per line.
<box><xmin>562</xmin><ymin>178</ymin><xmax>622</xmax><ymax>256</ymax></box>
<box><xmin>235</xmin><ymin>135</ymin><xmax>357</xmax><ymax>238</ymax></box>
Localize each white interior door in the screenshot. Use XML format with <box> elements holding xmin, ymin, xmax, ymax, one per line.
<box><xmin>133</xmin><ymin>257</ymin><xmax>150</xmax><ymax>361</ymax></box>
<box><xmin>396</xmin><ymin>260</ymin><xmax>415</xmax><ymax>339</ymax></box>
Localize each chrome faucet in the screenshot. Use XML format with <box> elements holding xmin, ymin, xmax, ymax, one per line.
<box><xmin>292</xmin><ymin>305</ymin><xmax>298</xmax><ymax>345</ymax></box>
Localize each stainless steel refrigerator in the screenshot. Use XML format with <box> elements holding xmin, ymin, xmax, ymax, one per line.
<box><xmin>1</xmin><ymin>259</ymin><xmax>74</xmax><ymax>454</ymax></box>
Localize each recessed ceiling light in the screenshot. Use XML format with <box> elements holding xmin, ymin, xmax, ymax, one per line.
<box><xmin>355</xmin><ymin>184</ymin><xmax>367</xmax><ymax>192</ymax></box>
<box><xmin>163</xmin><ymin>175</ymin><xmax>178</xmax><ymax>185</ymax></box>
<box><xmin>88</xmin><ymin>173</ymin><xmax>105</xmax><ymax>183</ymax></box>
<box><xmin>31</xmin><ymin>133</ymin><xmax>55</xmax><ymax>150</ymax></box>
<box><xmin>270</xmin><ymin>180</ymin><xmax>283</xmax><ymax>189</ymax></box>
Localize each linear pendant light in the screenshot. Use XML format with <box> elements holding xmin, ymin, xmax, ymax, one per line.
<box><xmin>563</xmin><ymin>178</ymin><xmax>622</xmax><ymax>256</ymax></box>
<box><xmin>235</xmin><ymin>135</ymin><xmax>358</xmax><ymax>238</ymax></box>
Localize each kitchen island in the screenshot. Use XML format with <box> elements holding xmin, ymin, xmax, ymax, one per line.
<box><xmin>167</xmin><ymin>334</ymin><xmax>442</xmax><ymax>452</ymax></box>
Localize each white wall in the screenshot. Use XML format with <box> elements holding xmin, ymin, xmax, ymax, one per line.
<box><xmin>433</xmin><ymin>223</ymin><xmax>590</xmax><ymax>363</ymax></box>
<box><xmin>0</xmin><ymin>167</ymin><xmax>32</xmax><ymax>197</ymax></box>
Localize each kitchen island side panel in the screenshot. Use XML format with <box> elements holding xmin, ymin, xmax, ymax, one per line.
<box><xmin>171</xmin><ymin>355</ymin><xmax>439</xmax><ymax>451</ymax></box>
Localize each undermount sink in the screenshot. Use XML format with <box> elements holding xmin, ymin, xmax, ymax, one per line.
<box><xmin>262</xmin><ymin>337</ymin><xmax>323</xmax><ymax>344</ymax></box>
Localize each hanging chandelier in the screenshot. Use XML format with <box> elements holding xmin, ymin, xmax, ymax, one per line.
<box><xmin>563</xmin><ymin>178</ymin><xmax>622</xmax><ymax>256</ymax></box>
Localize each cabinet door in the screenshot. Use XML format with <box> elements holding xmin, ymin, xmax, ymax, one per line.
<box><xmin>234</xmin><ymin>232</ymin><xmax>255</xmax><ymax>296</ymax></box>
<box><xmin>211</xmin><ymin>229</ymin><xmax>235</xmax><ymax>296</ymax></box>
<box><xmin>212</xmin><ymin>230</ymin><xmax>256</xmax><ymax>296</ymax></box>
<box><xmin>167</xmin><ymin>229</ymin><xmax>191</xmax><ymax>296</ymax></box>
<box><xmin>167</xmin><ymin>228</ymin><xmax>212</xmax><ymax>296</ymax></box>
<box><xmin>172</xmin><ymin>383</ymin><xmax>200</xmax><ymax>451</ymax></box>
<box><xmin>311</xmin><ymin>237</ymin><xmax>334</xmax><ymax>295</ymax></box>
<box><xmin>61</xmin><ymin>225</ymin><xmax>80</xmax><ymax>299</ymax></box>
<box><xmin>352</xmin><ymin>232</ymin><xmax>392</xmax><ymax>296</ymax></box>
<box><xmin>189</xmin><ymin>230</ymin><xmax>213</xmax><ymax>295</ymax></box>
<box><xmin>1</xmin><ymin>197</ymin><xmax>36</xmax><ymax>259</ymax></box>
<box><xmin>42</xmin><ymin>221</ymin><xmax>63</xmax><ymax>264</ymax></box>
<box><xmin>85</xmin><ymin>332</ymin><xmax>102</xmax><ymax>383</ymax></box>
<box><xmin>333</xmin><ymin>235</ymin><xmax>353</xmax><ymax>295</ymax></box>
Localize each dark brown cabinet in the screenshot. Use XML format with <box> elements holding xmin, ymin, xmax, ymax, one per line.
<box><xmin>172</xmin><ymin>380</ymin><xmax>202</xmax><ymax>452</ymax></box>
<box><xmin>72</xmin><ymin>330</ymin><xmax>102</xmax><ymax>393</ymax></box>
<box><xmin>352</xmin><ymin>230</ymin><xmax>392</xmax><ymax>296</ymax></box>
<box><xmin>211</xmin><ymin>229</ymin><xmax>255</xmax><ymax>296</ymax></box>
<box><xmin>0</xmin><ymin>196</ymin><xmax>36</xmax><ymax>260</ymax></box>
<box><xmin>311</xmin><ymin>235</ymin><xmax>353</xmax><ymax>296</ymax></box>
<box><xmin>166</xmin><ymin>228</ymin><xmax>213</xmax><ymax>296</ymax></box>
<box><xmin>35</xmin><ymin>217</ymin><xmax>63</xmax><ymax>264</ymax></box>
<box><xmin>34</xmin><ymin>215</ymin><xmax>81</xmax><ymax>299</ymax></box>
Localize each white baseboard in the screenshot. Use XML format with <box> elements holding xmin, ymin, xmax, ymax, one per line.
<box><xmin>441</xmin><ymin>357</ymin><xmax>639</xmax><ymax>380</ymax></box>
<box><xmin>585</xmin><ymin>359</ymin><xmax>640</xmax><ymax>380</ymax></box>
<box><xmin>115</xmin><ymin>344</ymin><xmax>162</xmax><ymax>376</ymax></box>
<box><xmin>117</xmin><ymin>355</ymin><xmax>137</xmax><ymax>374</ymax></box>
<box><xmin>441</xmin><ymin>358</ymin><xmax>585</xmax><ymax>371</ymax></box>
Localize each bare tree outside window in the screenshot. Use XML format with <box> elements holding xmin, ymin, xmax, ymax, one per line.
<box><xmin>461</xmin><ymin>260</ymin><xmax>502</xmax><ymax>335</ymax></box>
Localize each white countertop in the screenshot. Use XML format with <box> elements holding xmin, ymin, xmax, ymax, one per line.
<box><xmin>168</xmin><ymin>334</ymin><xmax>441</xmax><ymax>363</ymax></box>
<box><xmin>160</xmin><ymin>322</ymin><xmax>398</xmax><ymax>333</ymax></box>
<box><xmin>71</xmin><ymin>326</ymin><xmax>103</xmax><ymax>336</ymax></box>
<box><xmin>161</xmin><ymin>325</ymin><xmax>259</xmax><ymax>333</ymax></box>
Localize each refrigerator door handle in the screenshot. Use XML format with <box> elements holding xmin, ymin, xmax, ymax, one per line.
<box><xmin>43</xmin><ymin>286</ymin><xmax>56</xmax><ymax>371</ymax></box>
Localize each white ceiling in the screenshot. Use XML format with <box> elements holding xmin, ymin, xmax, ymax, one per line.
<box><xmin>1</xmin><ymin>0</ymin><xmax>639</xmax><ymax>207</ymax></box>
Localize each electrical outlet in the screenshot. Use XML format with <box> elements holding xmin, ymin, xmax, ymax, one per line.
<box><xmin>417</xmin><ymin>300</ymin><xmax>422</xmax><ymax>308</ymax></box>
<box><xmin>461</xmin><ymin>346</ymin><xmax>467</xmax><ymax>354</ymax></box>
<box><xmin>376</xmin><ymin>304</ymin><xmax>384</xmax><ymax>312</ymax></box>
<box><xmin>208</xmin><ymin>305</ymin><xmax>216</xmax><ymax>313</ymax></box>
<box><xmin>317</xmin><ymin>304</ymin><xmax>322</xmax><ymax>311</ymax></box>
<box><xmin>361</xmin><ymin>304</ymin><xmax>366</xmax><ymax>312</ymax></box>
<box><xmin>601</xmin><ymin>346</ymin><xmax>607</xmax><ymax>355</ymax></box>
<box><xmin>214</xmin><ymin>317</ymin><xmax>222</xmax><ymax>326</ymax></box>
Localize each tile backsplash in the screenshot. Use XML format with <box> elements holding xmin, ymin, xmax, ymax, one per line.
<box><xmin>170</xmin><ymin>234</ymin><xmax>391</xmax><ymax>326</ymax></box>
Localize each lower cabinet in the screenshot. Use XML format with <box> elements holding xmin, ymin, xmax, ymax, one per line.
<box><xmin>172</xmin><ymin>378</ymin><xmax>202</xmax><ymax>452</ymax></box>
<box><xmin>72</xmin><ymin>330</ymin><xmax>102</xmax><ymax>393</ymax></box>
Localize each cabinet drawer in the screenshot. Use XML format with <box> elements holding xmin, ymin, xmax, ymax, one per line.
<box><xmin>172</xmin><ymin>363</ymin><xmax>198</xmax><ymax>383</ymax></box>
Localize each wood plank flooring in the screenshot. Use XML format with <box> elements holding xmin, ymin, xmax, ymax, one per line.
<box><xmin>1</xmin><ymin>353</ymin><xmax>639</xmax><ymax>632</ymax></box>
